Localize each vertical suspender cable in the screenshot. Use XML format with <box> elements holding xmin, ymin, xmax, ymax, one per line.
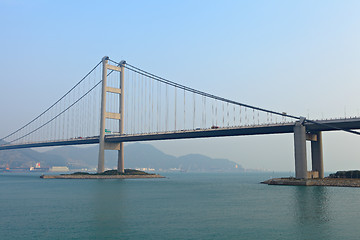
<box><xmin>133</xmin><ymin>71</ymin><xmax>136</xmax><ymax>134</ymax></box>
<box><xmin>245</xmin><ymin>107</ymin><xmax>247</xmax><ymax>125</ymax></box>
<box><xmin>193</xmin><ymin>92</ymin><xmax>195</xmax><ymax>129</ymax></box>
<box><xmin>156</xmin><ymin>80</ymin><xmax>158</xmax><ymax>132</ymax></box>
<box><xmin>166</xmin><ymin>84</ymin><xmax>168</xmax><ymax>132</ymax></box>
<box><xmin>151</xmin><ymin>77</ymin><xmax>154</xmax><ymax>132</ymax></box>
<box><xmin>143</xmin><ymin>75</ymin><xmax>146</xmax><ymax>133</ymax></box>
<box><xmin>233</xmin><ymin>105</ymin><xmax>235</xmax><ymax>127</ymax></box>
<box><xmin>215</xmin><ymin>99</ymin><xmax>218</xmax><ymax>126</ymax></box>
<box><xmin>253</xmin><ymin>109</ymin><xmax>255</xmax><ymax>126</ymax></box>
<box><xmin>204</xmin><ymin>97</ymin><xmax>207</xmax><ymax>128</ymax></box>
<box><xmin>138</xmin><ymin>74</ymin><xmax>141</xmax><ymax>133</ymax></box>
<box><xmin>227</xmin><ymin>103</ymin><xmax>229</xmax><ymax>127</ymax></box>
<box><xmin>140</xmin><ymin>74</ymin><xmax>142</xmax><ymax>133</ymax></box>
<box><xmin>148</xmin><ymin>76</ymin><xmax>150</xmax><ymax>132</ymax></box>
<box><xmin>184</xmin><ymin>89</ymin><xmax>186</xmax><ymax>130</ymax></box>
<box><xmin>62</xmin><ymin>95</ymin><xmax>65</xmax><ymax>139</ymax></box>
<box><xmin>175</xmin><ymin>87</ymin><xmax>177</xmax><ymax>131</ymax></box>
<box><xmin>239</xmin><ymin>106</ymin><xmax>241</xmax><ymax>126</ymax></box>
<box><xmin>222</xmin><ymin>102</ymin><xmax>224</xmax><ymax>127</ymax></box>
<box><xmin>212</xmin><ymin>100</ymin><xmax>214</xmax><ymax>127</ymax></box>
<box><xmin>142</xmin><ymin>74</ymin><xmax>145</xmax><ymax>133</ymax></box>
<box><xmin>202</xmin><ymin>96</ymin><xmax>204</xmax><ymax>128</ymax></box>
<box><xmin>159</xmin><ymin>82</ymin><xmax>162</xmax><ymax>132</ymax></box>
<box><xmin>145</xmin><ymin>75</ymin><xmax>148</xmax><ymax>133</ymax></box>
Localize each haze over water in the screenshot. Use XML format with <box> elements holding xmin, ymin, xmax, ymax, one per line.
<box><xmin>1</xmin><ymin>172</ymin><xmax>360</xmax><ymax>239</ymax></box>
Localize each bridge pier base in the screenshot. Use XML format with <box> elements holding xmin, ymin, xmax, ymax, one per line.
<box><xmin>294</xmin><ymin>122</ymin><xmax>308</xmax><ymax>179</ymax></box>
<box><xmin>311</xmin><ymin>131</ymin><xmax>324</xmax><ymax>178</ymax></box>
<box><xmin>118</xmin><ymin>142</ymin><xmax>124</xmax><ymax>173</ymax></box>
<box><xmin>98</xmin><ymin>142</ymin><xmax>105</xmax><ymax>173</ymax></box>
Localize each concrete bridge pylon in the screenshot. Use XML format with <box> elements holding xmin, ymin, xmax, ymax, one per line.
<box><xmin>293</xmin><ymin>118</ymin><xmax>324</xmax><ymax>179</ymax></box>
<box><xmin>98</xmin><ymin>56</ymin><xmax>126</xmax><ymax>173</ymax></box>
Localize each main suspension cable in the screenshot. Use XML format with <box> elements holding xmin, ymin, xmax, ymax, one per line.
<box><xmin>114</xmin><ymin>59</ymin><xmax>360</xmax><ymax>136</ymax></box>
<box><xmin>8</xmin><ymin>80</ymin><xmax>103</xmax><ymax>144</ymax></box>
<box><xmin>1</xmin><ymin>60</ymin><xmax>102</xmax><ymax>142</ymax></box>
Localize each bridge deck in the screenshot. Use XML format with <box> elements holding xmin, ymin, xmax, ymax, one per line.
<box><xmin>1</xmin><ymin>118</ymin><xmax>360</xmax><ymax>150</ymax></box>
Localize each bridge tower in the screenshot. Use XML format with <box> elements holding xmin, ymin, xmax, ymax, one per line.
<box><xmin>294</xmin><ymin>120</ymin><xmax>308</xmax><ymax>179</ymax></box>
<box><xmin>293</xmin><ymin>118</ymin><xmax>324</xmax><ymax>179</ymax></box>
<box><xmin>98</xmin><ymin>56</ymin><xmax>126</xmax><ymax>173</ymax></box>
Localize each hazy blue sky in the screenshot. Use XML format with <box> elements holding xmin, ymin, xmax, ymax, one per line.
<box><xmin>1</xmin><ymin>0</ymin><xmax>360</xmax><ymax>171</ymax></box>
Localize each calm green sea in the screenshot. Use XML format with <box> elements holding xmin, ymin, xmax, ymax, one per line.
<box><xmin>1</xmin><ymin>172</ymin><xmax>360</xmax><ymax>240</ymax></box>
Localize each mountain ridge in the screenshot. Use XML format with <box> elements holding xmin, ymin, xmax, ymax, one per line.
<box><xmin>0</xmin><ymin>143</ymin><xmax>243</xmax><ymax>172</ymax></box>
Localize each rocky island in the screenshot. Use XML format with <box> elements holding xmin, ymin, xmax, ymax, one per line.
<box><xmin>262</xmin><ymin>170</ymin><xmax>360</xmax><ymax>188</ymax></box>
<box><xmin>41</xmin><ymin>169</ymin><xmax>165</xmax><ymax>179</ymax></box>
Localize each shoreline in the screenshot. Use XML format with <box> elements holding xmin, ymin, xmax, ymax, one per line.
<box><xmin>261</xmin><ymin>177</ymin><xmax>360</xmax><ymax>187</ymax></box>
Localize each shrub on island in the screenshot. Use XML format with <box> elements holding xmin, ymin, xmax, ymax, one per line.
<box><xmin>66</xmin><ymin>169</ymin><xmax>154</xmax><ymax>176</ymax></box>
<box><xmin>329</xmin><ymin>170</ymin><xmax>360</xmax><ymax>179</ymax></box>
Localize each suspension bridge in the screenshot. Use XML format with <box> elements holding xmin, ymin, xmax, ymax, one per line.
<box><xmin>1</xmin><ymin>56</ymin><xmax>360</xmax><ymax>179</ymax></box>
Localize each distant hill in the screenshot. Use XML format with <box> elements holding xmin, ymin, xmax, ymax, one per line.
<box><xmin>177</xmin><ymin>154</ymin><xmax>240</xmax><ymax>172</ymax></box>
<box><xmin>45</xmin><ymin>145</ymin><xmax>99</xmax><ymax>168</ymax></box>
<box><xmin>0</xmin><ymin>139</ymin><xmax>77</xmax><ymax>168</ymax></box>
<box><xmin>46</xmin><ymin>143</ymin><xmax>244</xmax><ymax>172</ymax></box>
<box><xmin>0</xmin><ymin>142</ymin><xmax>243</xmax><ymax>172</ymax></box>
<box><xmin>0</xmin><ymin>148</ymin><xmax>67</xmax><ymax>168</ymax></box>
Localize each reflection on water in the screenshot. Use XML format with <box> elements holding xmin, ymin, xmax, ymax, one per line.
<box><xmin>92</xmin><ymin>180</ymin><xmax>127</xmax><ymax>239</ymax></box>
<box><xmin>293</xmin><ymin>186</ymin><xmax>331</xmax><ymax>223</ymax></box>
<box><xmin>292</xmin><ymin>186</ymin><xmax>332</xmax><ymax>239</ymax></box>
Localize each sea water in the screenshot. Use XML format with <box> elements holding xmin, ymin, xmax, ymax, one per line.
<box><xmin>1</xmin><ymin>172</ymin><xmax>360</xmax><ymax>240</ymax></box>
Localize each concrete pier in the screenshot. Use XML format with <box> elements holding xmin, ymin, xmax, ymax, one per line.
<box><xmin>118</xmin><ymin>144</ymin><xmax>124</xmax><ymax>173</ymax></box>
<box><xmin>294</xmin><ymin>121</ymin><xmax>307</xmax><ymax>179</ymax></box>
<box><xmin>311</xmin><ymin>131</ymin><xmax>324</xmax><ymax>178</ymax></box>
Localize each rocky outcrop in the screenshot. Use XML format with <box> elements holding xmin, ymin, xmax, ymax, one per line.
<box><xmin>329</xmin><ymin>170</ymin><xmax>360</xmax><ymax>179</ymax></box>
<box><xmin>262</xmin><ymin>177</ymin><xmax>360</xmax><ymax>187</ymax></box>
